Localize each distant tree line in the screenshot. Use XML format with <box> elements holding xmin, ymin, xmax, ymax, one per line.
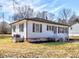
<box><xmin>13</xmin><ymin>5</ymin><xmax>55</xmax><ymax>21</ymax></box>
<box><xmin>0</xmin><ymin>21</ymin><xmax>11</xmax><ymax>34</ymax></box>
<box><xmin>13</xmin><ymin>5</ymin><xmax>78</xmax><ymax>25</ymax></box>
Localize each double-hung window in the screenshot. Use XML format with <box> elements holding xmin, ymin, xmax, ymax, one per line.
<box><xmin>47</xmin><ymin>25</ymin><xmax>57</xmax><ymax>33</ymax></box>
<box><xmin>58</xmin><ymin>27</ymin><xmax>64</xmax><ymax>33</ymax></box>
<box><xmin>19</xmin><ymin>24</ymin><xmax>24</xmax><ymax>32</ymax></box>
<box><xmin>33</xmin><ymin>23</ymin><xmax>42</xmax><ymax>32</ymax></box>
<box><xmin>64</xmin><ymin>28</ymin><xmax>68</xmax><ymax>34</ymax></box>
<box><xmin>47</xmin><ymin>25</ymin><xmax>51</xmax><ymax>31</ymax></box>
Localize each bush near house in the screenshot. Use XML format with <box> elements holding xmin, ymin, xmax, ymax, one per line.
<box><xmin>0</xmin><ymin>35</ymin><xmax>79</xmax><ymax>58</ymax></box>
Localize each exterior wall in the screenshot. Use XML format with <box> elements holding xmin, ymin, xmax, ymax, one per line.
<box><xmin>27</xmin><ymin>20</ymin><xmax>68</xmax><ymax>39</ymax></box>
<box><xmin>11</xmin><ymin>20</ymin><xmax>69</xmax><ymax>40</ymax></box>
<box><xmin>69</xmin><ymin>23</ymin><xmax>79</xmax><ymax>36</ymax></box>
<box><xmin>12</xmin><ymin>20</ymin><xmax>26</xmax><ymax>38</ymax></box>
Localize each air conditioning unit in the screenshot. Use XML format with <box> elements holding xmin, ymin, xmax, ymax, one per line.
<box><xmin>13</xmin><ymin>34</ymin><xmax>24</xmax><ymax>42</ymax></box>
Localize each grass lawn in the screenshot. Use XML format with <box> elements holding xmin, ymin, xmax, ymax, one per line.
<box><xmin>0</xmin><ymin>35</ymin><xmax>79</xmax><ymax>58</ymax></box>
<box><xmin>70</xmin><ymin>36</ymin><xmax>79</xmax><ymax>40</ymax></box>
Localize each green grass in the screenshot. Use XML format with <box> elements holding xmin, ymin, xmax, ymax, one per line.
<box><xmin>43</xmin><ymin>42</ymin><xmax>67</xmax><ymax>46</ymax></box>
<box><xmin>0</xmin><ymin>35</ymin><xmax>79</xmax><ymax>58</ymax></box>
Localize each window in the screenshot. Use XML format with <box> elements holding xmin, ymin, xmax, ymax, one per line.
<box><xmin>64</xmin><ymin>28</ymin><xmax>68</xmax><ymax>34</ymax></box>
<box><xmin>47</xmin><ymin>25</ymin><xmax>52</xmax><ymax>31</ymax></box>
<box><xmin>19</xmin><ymin>24</ymin><xmax>24</xmax><ymax>32</ymax></box>
<box><xmin>33</xmin><ymin>23</ymin><xmax>42</xmax><ymax>32</ymax></box>
<box><xmin>36</xmin><ymin>24</ymin><xmax>40</xmax><ymax>32</ymax></box>
<box><xmin>33</xmin><ymin>23</ymin><xmax>35</xmax><ymax>32</ymax></box>
<box><xmin>54</xmin><ymin>27</ymin><xmax>57</xmax><ymax>33</ymax></box>
<box><xmin>52</xmin><ymin>26</ymin><xmax>57</xmax><ymax>33</ymax></box>
<box><xmin>47</xmin><ymin>25</ymin><xmax>57</xmax><ymax>33</ymax></box>
<box><xmin>47</xmin><ymin>25</ymin><xmax>48</xmax><ymax>30</ymax></box>
<box><xmin>13</xmin><ymin>25</ymin><xmax>16</xmax><ymax>32</ymax></box>
<box><xmin>40</xmin><ymin>24</ymin><xmax>42</xmax><ymax>32</ymax></box>
<box><xmin>52</xmin><ymin>26</ymin><xmax>54</xmax><ymax>31</ymax></box>
<box><xmin>58</xmin><ymin>27</ymin><xmax>64</xmax><ymax>33</ymax></box>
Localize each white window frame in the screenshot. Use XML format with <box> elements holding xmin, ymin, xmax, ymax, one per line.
<box><xmin>33</xmin><ymin>23</ymin><xmax>42</xmax><ymax>33</ymax></box>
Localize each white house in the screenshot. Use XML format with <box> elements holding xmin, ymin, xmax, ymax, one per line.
<box><xmin>10</xmin><ymin>18</ymin><xmax>69</xmax><ymax>42</ymax></box>
<box><xmin>69</xmin><ymin>22</ymin><xmax>79</xmax><ymax>36</ymax></box>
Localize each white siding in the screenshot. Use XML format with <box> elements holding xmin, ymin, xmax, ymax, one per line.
<box><xmin>27</xmin><ymin>21</ymin><xmax>68</xmax><ymax>38</ymax></box>
<box><xmin>69</xmin><ymin>23</ymin><xmax>79</xmax><ymax>36</ymax></box>
<box><xmin>12</xmin><ymin>20</ymin><xmax>26</xmax><ymax>38</ymax></box>
<box><xmin>12</xmin><ymin>20</ymin><xmax>69</xmax><ymax>39</ymax></box>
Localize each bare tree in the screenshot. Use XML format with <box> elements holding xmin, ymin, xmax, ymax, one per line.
<box><xmin>0</xmin><ymin>21</ymin><xmax>11</xmax><ymax>34</ymax></box>
<box><xmin>68</xmin><ymin>13</ymin><xmax>77</xmax><ymax>25</ymax></box>
<box><xmin>47</xmin><ymin>13</ymin><xmax>55</xmax><ymax>20</ymax></box>
<box><xmin>58</xmin><ymin>8</ymin><xmax>74</xmax><ymax>23</ymax></box>
<box><xmin>13</xmin><ymin>5</ymin><xmax>34</xmax><ymax>21</ymax></box>
<box><xmin>36</xmin><ymin>11</ymin><xmax>42</xmax><ymax>18</ymax></box>
<box><xmin>9</xmin><ymin>0</ymin><xmax>18</xmax><ymax>12</ymax></box>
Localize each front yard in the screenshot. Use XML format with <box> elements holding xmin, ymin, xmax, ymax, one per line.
<box><xmin>0</xmin><ymin>35</ymin><xmax>79</xmax><ymax>58</ymax></box>
<box><xmin>70</xmin><ymin>36</ymin><xmax>79</xmax><ymax>40</ymax></box>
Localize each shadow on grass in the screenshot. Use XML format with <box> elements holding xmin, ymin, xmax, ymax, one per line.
<box><xmin>43</xmin><ymin>42</ymin><xmax>68</xmax><ymax>46</ymax></box>
<box><xmin>31</xmin><ymin>41</ymin><xmax>68</xmax><ymax>45</ymax></box>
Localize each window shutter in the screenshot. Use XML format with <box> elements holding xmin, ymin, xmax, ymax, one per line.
<box><xmin>47</xmin><ymin>25</ymin><xmax>48</xmax><ymax>31</ymax></box>
<box><xmin>33</xmin><ymin>23</ymin><xmax>35</xmax><ymax>32</ymax></box>
<box><xmin>54</xmin><ymin>27</ymin><xmax>57</xmax><ymax>33</ymax></box>
<box><xmin>40</xmin><ymin>24</ymin><xmax>42</xmax><ymax>32</ymax></box>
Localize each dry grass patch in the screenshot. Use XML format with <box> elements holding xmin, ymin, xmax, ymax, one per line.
<box><xmin>0</xmin><ymin>36</ymin><xmax>79</xmax><ymax>58</ymax></box>
<box><xmin>69</xmin><ymin>36</ymin><xmax>79</xmax><ymax>40</ymax></box>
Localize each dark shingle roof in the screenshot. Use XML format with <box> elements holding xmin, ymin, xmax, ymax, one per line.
<box><xmin>10</xmin><ymin>18</ymin><xmax>69</xmax><ymax>26</ymax></box>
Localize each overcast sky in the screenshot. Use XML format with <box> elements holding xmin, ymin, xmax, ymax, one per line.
<box><xmin>0</xmin><ymin>0</ymin><xmax>79</xmax><ymax>23</ymax></box>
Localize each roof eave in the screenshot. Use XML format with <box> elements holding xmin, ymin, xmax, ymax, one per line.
<box><xmin>10</xmin><ymin>18</ymin><xmax>69</xmax><ymax>26</ymax></box>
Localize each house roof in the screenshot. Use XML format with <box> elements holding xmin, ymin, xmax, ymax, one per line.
<box><xmin>10</xmin><ymin>18</ymin><xmax>69</xmax><ymax>26</ymax></box>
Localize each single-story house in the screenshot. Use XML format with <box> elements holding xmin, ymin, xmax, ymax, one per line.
<box><xmin>69</xmin><ymin>22</ymin><xmax>79</xmax><ymax>36</ymax></box>
<box><xmin>10</xmin><ymin>18</ymin><xmax>69</xmax><ymax>42</ymax></box>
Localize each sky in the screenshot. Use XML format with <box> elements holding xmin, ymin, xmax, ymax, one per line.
<box><xmin>0</xmin><ymin>0</ymin><xmax>79</xmax><ymax>23</ymax></box>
